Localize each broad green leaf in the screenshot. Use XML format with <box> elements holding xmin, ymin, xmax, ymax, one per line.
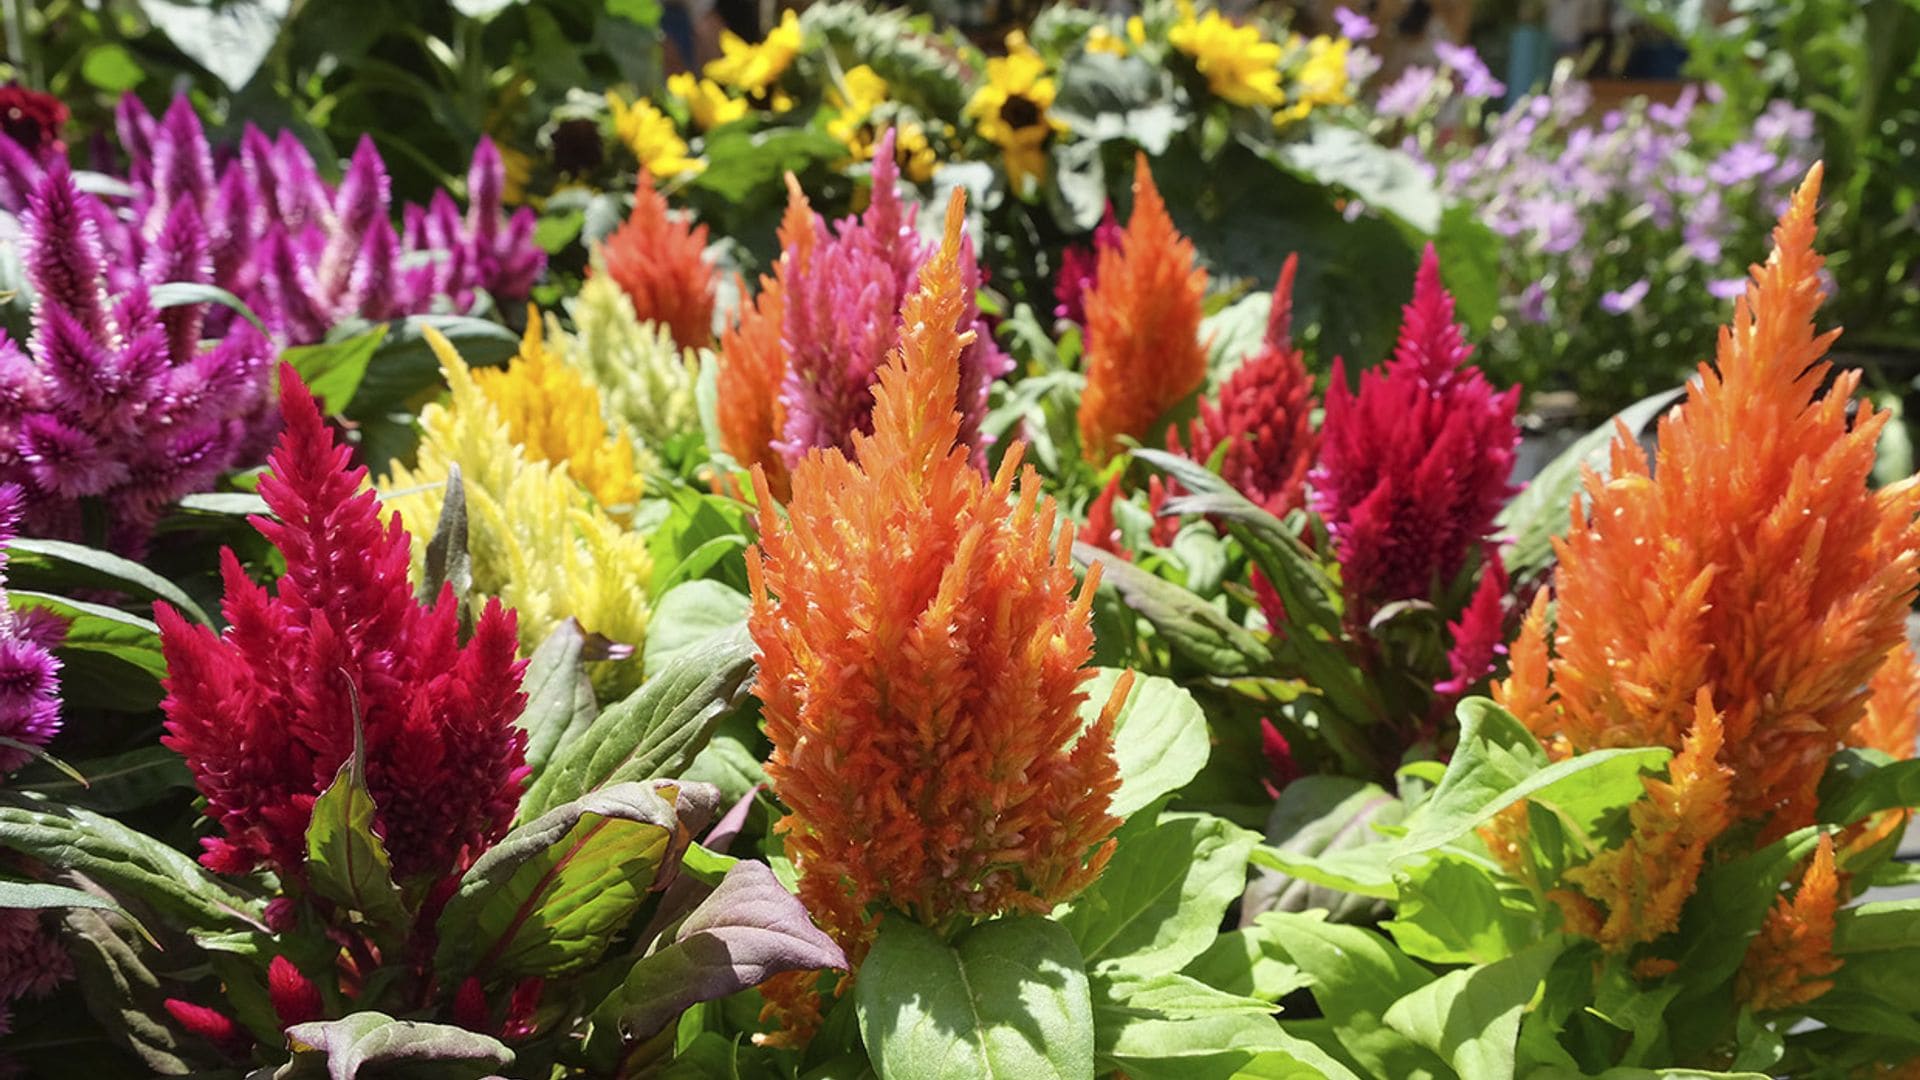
<box><xmin>1248</xmin><ymin>841</ymin><xmax>1398</xmax><ymax>900</ymax></box>
<box><xmin>1498</xmin><ymin>387</ymin><xmax>1684</xmax><ymax>578</ymax></box>
<box><xmin>1244</xmin><ymin>776</ymin><xmax>1404</xmax><ymax>921</ymax></box>
<box><xmin>1075</xmin><ymin>545</ymin><xmax>1272</xmax><ymax>677</ymax></box>
<box><xmin>522</xmin><ymin>623</ymin><xmax>755</xmax><ymax>817</ymax></box>
<box><xmin>135</xmin><ymin>0</ymin><xmax>292</xmax><ymax>90</ymax></box>
<box><xmin>6</xmin><ymin>537</ymin><xmax>211</xmax><ymax>625</ymax></box>
<box><xmin>1256</xmin><ymin>124</ymin><xmax>1443</xmax><ymax>235</ymax></box>
<box><xmin>61</xmin><ymin>907</ymin><xmax>188</xmax><ymax>1073</ymax></box>
<box><xmin>1526</xmin><ymin>1071</ymin><xmax>1770</xmax><ymax>1080</ymax></box>
<box><xmin>1836</xmin><ymin>900</ymin><xmax>1920</xmax><ymax>954</ymax></box>
<box><xmin>858</xmin><ymin>914</ymin><xmax>1094</xmax><ymax>1080</ymax></box>
<box><xmin>1380</xmin><ymin>937</ymin><xmax>1563</xmax><ymax>1080</ymax></box>
<box><xmin>647</xmin><ymin>487</ymin><xmax>753</xmax><ymax>597</ymax></box>
<box><xmin>283</xmin><ymin>324</ymin><xmax>388</xmax><ymax>415</ymax></box>
<box><xmin>284</xmin><ymin>1011</ymin><xmax>513</xmax><ymax>1078</ymax></box>
<box><xmin>150</xmin><ymin>281</ymin><xmax>270</xmax><ymax>338</ymax></box>
<box><xmin>305</xmin><ymin>753</ymin><xmax>408</xmax><ymax>939</ymax></box>
<box><xmin>435</xmin><ymin>780</ymin><xmax>718</xmax><ymax>978</ymax></box>
<box><xmin>12</xmin><ymin>745</ymin><xmax>193</xmax><ymax>813</ymax></box>
<box><xmin>1819</xmin><ymin>752</ymin><xmax>1920</xmax><ymax>827</ymax></box>
<box><xmin>0</xmin><ymin>799</ymin><xmax>262</xmax><ymax>932</ymax></box>
<box><xmin>1397</xmin><ymin>698</ymin><xmax>1668</xmax><ymax>860</ymax></box>
<box><xmin>175</xmin><ymin>491</ymin><xmax>271</xmax><ymax>517</ymax></box>
<box><xmin>0</xmin><ymin>879</ymin><xmax>151</xmax><ymax>943</ymax></box>
<box><xmin>1256</xmin><ymin>912</ymin><xmax>1446</xmax><ymax>1078</ymax></box>
<box><xmin>1059</xmin><ymin>813</ymin><xmax>1255</xmax><ymax>977</ymax></box>
<box><xmin>1199</xmin><ymin>291</ymin><xmax>1272</xmax><ymax>383</ymax></box>
<box><xmin>584</xmin><ymin>861</ymin><xmax>844</xmax><ymax>1064</ymax></box>
<box><xmin>1382</xmin><ymin>853</ymin><xmax>1539</xmax><ymax>965</ymax></box>
<box><xmin>517</xmin><ymin>620</ymin><xmax>598</xmax><ymax>780</ymax></box>
<box><xmin>643</xmin><ymin>580</ymin><xmax>750</xmax><ymax>679</ymax></box>
<box><xmin>10</xmin><ymin>591</ymin><xmax>165</xmax><ymax>680</ymax></box>
<box><xmin>1091</xmin><ymin>970</ymin><xmax>1356</xmax><ymax>1080</ymax></box>
<box><xmin>1179</xmin><ymin>927</ymin><xmax>1312</xmax><ymax>1006</ymax></box>
<box><xmin>351</xmin><ymin>315</ymin><xmax>520</xmax><ymax>417</ymax></box>
<box><xmin>1078</xmin><ymin>669</ymin><xmax>1211</xmax><ymax>820</ymax></box>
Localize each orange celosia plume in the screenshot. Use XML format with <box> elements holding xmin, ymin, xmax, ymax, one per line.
<box><xmin>1078</xmin><ymin>153</ymin><xmax>1208</xmax><ymax>463</ymax></box>
<box><xmin>599</xmin><ymin>171</ymin><xmax>717</xmax><ymax>349</ymax></box>
<box><xmin>716</xmin><ymin>274</ymin><xmax>788</xmax><ymax>496</ymax></box>
<box><xmin>748</xmin><ymin>190</ymin><xmax>1125</xmax><ymax>1041</ymax></box>
<box><xmin>1499</xmin><ymin>164</ymin><xmax>1920</xmax><ymax>846</ymax></box>
<box><xmin>1737</xmin><ymin>834</ymin><xmax>1843</xmax><ymax>1011</ymax></box>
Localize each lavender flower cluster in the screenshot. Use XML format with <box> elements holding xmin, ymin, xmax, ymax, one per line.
<box><xmin>0</xmin><ymin>95</ymin><xmax>542</xmax><ymax>346</ymax></box>
<box><xmin>1377</xmin><ymin>61</ymin><xmax>1817</xmax><ymax>412</ymax></box>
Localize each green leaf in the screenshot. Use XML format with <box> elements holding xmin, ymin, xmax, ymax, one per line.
<box><xmin>10</xmin><ymin>591</ymin><xmax>165</xmax><ymax>680</ymax></box>
<box><xmin>435</xmin><ymin>780</ymin><xmax>718</xmax><ymax>979</ymax></box>
<box><xmin>0</xmin><ymin>799</ymin><xmax>263</xmax><ymax>932</ymax></box>
<box><xmin>1256</xmin><ymin>912</ymin><xmax>1447</xmax><ymax>1078</ymax></box>
<box><xmin>61</xmin><ymin>907</ymin><xmax>188</xmax><ymax>1073</ymax></box>
<box><xmin>284</xmin><ymin>1011</ymin><xmax>513</xmax><ymax>1078</ymax></box>
<box><xmin>1819</xmin><ymin>753</ymin><xmax>1920</xmax><ymax>826</ymax></box>
<box><xmin>857</xmin><ymin>914</ymin><xmax>1094</xmax><ymax>1080</ymax></box>
<box><xmin>418</xmin><ymin>463</ymin><xmax>471</xmax><ymax>606</ymax></box>
<box><xmin>352</xmin><ymin>315</ymin><xmax>520</xmax><ymax>417</ymax></box>
<box><xmin>0</xmin><ymin>879</ymin><xmax>152</xmax><ymax>944</ymax></box>
<box><xmin>80</xmin><ymin>43</ymin><xmax>144</xmax><ymax>92</ymax></box>
<box><xmin>693</xmin><ymin>127</ymin><xmax>847</xmax><ymax>204</ymax></box>
<box><xmin>516</xmin><ymin>620</ymin><xmax>599</xmax><ymax>782</ymax></box>
<box><xmin>1397</xmin><ymin>698</ymin><xmax>1668</xmax><ymax>860</ymax></box>
<box><xmin>1497</xmin><ymin>387</ymin><xmax>1684</xmax><ymax>578</ymax></box>
<box><xmin>643</xmin><ymin>580</ymin><xmax>750</xmax><ymax>679</ymax></box>
<box><xmin>283</xmin><ymin>324</ymin><xmax>389</xmax><ymax>415</ymax></box>
<box><xmin>1077</xmin><ymin>669</ymin><xmax>1211</xmax><ymax>821</ymax></box>
<box><xmin>1254</xmin><ymin>124</ymin><xmax>1443</xmax><ymax>234</ymax></box>
<box><xmin>1244</xmin><ymin>776</ymin><xmax>1404</xmax><ymax>922</ymax></box>
<box><xmin>1382</xmin><ymin>853</ymin><xmax>1538</xmax><ymax>965</ymax></box>
<box><xmin>1200</xmin><ymin>291</ymin><xmax>1272</xmax><ymax>383</ymax></box>
<box><xmin>1090</xmin><ymin>970</ymin><xmax>1356</xmax><ymax>1080</ymax></box>
<box><xmin>12</xmin><ymin>745</ymin><xmax>194</xmax><ymax>813</ymax></box>
<box><xmin>135</xmin><ymin>0</ymin><xmax>292</xmax><ymax>90</ymax></box>
<box><xmin>5</xmin><ymin>537</ymin><xmax>211</xmax><ymax>625</ymax></box>
<box><xmin>1075</xmin><ymin>545</ymin><xmax>1272</xmax><ymax>677</ymax></box>
<box><xmin>305</xmin><ymin>752</ymin><xmax>409</xmax><ymax>940</ymax></box>
<box><xmin>175</xmin><ymin>491</ymin><xmax>271</xmax><ymax>517</ymax></box>
<box><xmin>1667</xmin><ymin>825</ymin><xmax>1830</xmax><ymax>1033</ymax></box>
<box><xmin>1178</xmin><ymin>926</ymin><xmax>1311</xmax><ymax>1005</ymax></box>
<box><xmin>522</xmin><ymin>623</ymin><xmax>756</xmax><ymax>818</ymax></box>
<box><xmin>1059</xmin><ymin>813</ymin><xmax>1255</xmax><ymax>977</ymax></box>
<box><xmin>149</xmin><ymin>281</ymin><xmax>271</xmax><ymax>339</ymax></box>
<box><xmin>1836</xmin><ymin>900</ymin><xmax>1920</xmax><ymax>954</ymax></box>
<box><xmin>1380</xmin><ymin>938</ymin><xmax>1562</xmax><ymax>1080</ymax></box>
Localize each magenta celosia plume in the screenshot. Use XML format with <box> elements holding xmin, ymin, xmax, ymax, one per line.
<box><xmin>1309</xmin><ymin>245</ymin><xmax>1519</xmax><ymax>616</ymax></box>
<box><xmin>1173</xmin><ymin>253</ymin><xmax>1318</xmax><ymax>519</ymax></box>
<box><xmin>1</xmin><ymin>94</ymin><xmax>542</xmax><ymax>346</ymax></box>
<box><xmin>0</xmin><ymin>483</ymin><xmax>62</xmax><ymax>776</ymax></box>
<box><xmin>0</xmin><ymin>161</ymin><xmax>273</xmax><ymax>552</ymax></box>
<box><xmin>156</xmin><ymin>368</ymin><xmax>528</xmax><ymax>881</ymax></box>
<box><xmin>1052</xmin><ymin>203</ymin><xmax>1121</xmax><ymax>325</ymax></box>
<box><xmin>775</xmin><ymin>128</ymin><xmax>1009</xmax><ymax>466</ymax></box>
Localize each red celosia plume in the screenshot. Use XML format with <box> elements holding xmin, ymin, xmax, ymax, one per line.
<box><xmin>600</xmin><ymin>170</ymin><xmax>717</xmax><ymax>349</ymax></box>
<box><xmin>1311</xmin><ymin>245</ymin><xmax>1519</xmax><ymax>616</ymax></box>
<box><xmin>1173</xmin><ymin>253</ymin><xmax>1318</xmax><ymax>519</ymax></box>
<box><xmin>156</xmin><ymin>367</ymin><xmax>528</xmax><ymax>882</ymax></box>
<box><xmin>1079</xmin><ymin>154</ymin><xmax>1208</xmax><ymax>463</ymax></box>
<box><xmin>749</xmin><ymin>191</ymin><xmax>1125</xmax><ymax>1041</ymax></box>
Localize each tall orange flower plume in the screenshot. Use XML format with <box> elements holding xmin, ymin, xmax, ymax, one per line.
<box><xmin>748</xmin><ymin>190</ymin><xmax>1125</xmax><ymax>1042</ymax></box>
<box><xmin>716</xmin><ymin>274</ymin><xmax>788</xmax><ymax>496</ymax></box>
<box><xmin>1078</xmin><ymin>153</ymin><xmax>1208</xmax><ymax>463</ymax></box>
<box><xmin>1737</xmin><ymin>834</ymin><xmax>1843</xmax><ymax>1011</ymax></box>
<box><xmin>1498</xmin><ymin>164</ymin><xmax>1920</xmax><ymax>839</ymax></box>
<box><xmin>599</xmin><ymin>170</ymin><xmax>717</xmax><ymax>349</ymax></box>
<box><xmin>1855</xmin><ymin>641</ymin><xmax>1920</xmax><ymax>760</ymax></box>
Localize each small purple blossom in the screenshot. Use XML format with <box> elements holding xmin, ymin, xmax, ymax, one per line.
<box><xmin>1600</xmin><ymin>279</ymin><xmax>1650</xmax><ymax>315</ymax></box>
<box><xmin>1432</xmin><ymin>41</ymin><xmax>1505</xmax><ymax>100</ymax></box>
<box><xmin>1333</xmin><ymin>5</ymin><xmax>1376</xmax><ymax>40</ymax></box>
<box><xmin>1707</xmin><ymin>277</ymin><xmax>1748</xmax><ymax>300</ymax></box>
<box><xmin>1376</xmin><ymin>66</ymin><xmax>1438</xmax><ymax>120</ymax></box>
<box><xmin>1706</xmin><ymin>140</ymin><xmax>1779</xmax><ymax>187</ymax></box>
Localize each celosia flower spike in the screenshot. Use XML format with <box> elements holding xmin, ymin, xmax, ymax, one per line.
<box><xmin>0</xmin><ymin>483</ymin><xmax>62</xmax><ymax>775</ymax></box>
<box><xmin>1311</xmin><ymin>245</ymin><xmax>1519</xmax><ymax>615</ymax></box>
<box><xmin>1737</xmin><ymin>834</ymin><xmax>1843</xmax><ymax>1011</ymax></box>
<box><xmin>715</xmin><ymin>273</ymin><xmax>790</xmax><ymax>495</ymax></box>
<box><xmin>1079</xmin><ymin>154</ymin><xmax>1209</xmax><ymax>463</ymax></box>
<box><xmin>600</xmin><ymin>171</ymin><xmax>718</xmax><ymax>350</ymax></box>
<box><xmin>751</xmin><ymin>191</ymin><xmax>1124</xmax><ymax>1042</ymax></box>
<box><xmin>158</xmin><ymin>367</ymin><xmax>528</xmax><ymax>881</ymax></box>
<box><xmin>1173</xmin><ymin>253</ymin><xmax>1317</xmax><ymax>518</ymax></box>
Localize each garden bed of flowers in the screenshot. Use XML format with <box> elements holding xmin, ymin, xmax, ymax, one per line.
<box><xmin>0</xmin><ymin>0</ymin><xmax>1919</xmax><ymax>1077</ymax></box>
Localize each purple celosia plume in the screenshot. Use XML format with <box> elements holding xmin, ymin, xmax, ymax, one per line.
<box><xmin>0</xmin><ymin>162</ymin><xmax>273</xmax><ymax>552</ymax></box>
<box><xmin>1053</xmin><ymin>203</ymin><xmax>1121</xmax><ymax>325</ymax></box>
<box><xmin>2</xmin><ymin>93</ymin><xmax>543</xmax><ymax>346</ymax></box>
<box><xmin>0</xmin><ymin>907</ymin><xmax>71</xmax><ymax>1037</ymax></box>
<box><xmin>1309</xmin><ymin>245</ymin><xmax>1520</xmax><ymax>619</ymax></box>
<box><xmin>0</xmin><ymin>483</ymin><xmax>62</xmax><ymax>775</ymax></box>
<box><xmin>775</xmin><ymin>128</ymin><xmax>1009</xmax><ymax>466</ymax></box>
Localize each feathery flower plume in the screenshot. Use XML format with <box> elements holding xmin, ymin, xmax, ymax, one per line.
<box><xmin>1498</xmin><ymin>165</ymin><xmax>1919</xmax><ymax>838</ymax></box>
<box><xmin>1493</xmin><ymin>166</ymin><xmax>1920</xmax><ymax>960</ymax></box>
<box><xmin>1079</xmin><ymin>154</ymin><xmax>1208</xmax><ymax>463</ymax></box>
<box><xmin>553</xmin><ymin>275</ymin><xmax>703</xmax><ymax>451</ymax></box>
<box><xmin>599</xmin><ymin>171</ymin><xmax>718</xmax><ymax>350</ymax></box>
<box><xmin>1172</xmin><ymin>253</ymin><xmax>1317</xmax><ymax>518</ymax></box>
<box><xmin>1435</xmin><ymin>552</ymin><xmax>1511</xmax><ymax>699</ymax></box>
<box><xmin>0</xmin><ymin>484</ymin><xmax>61</xmax><ymax>774</ymax></box>
<box><xmin>715</xmin><ymin>273</ymin><xmax>790</xmax><ymax>496</ymax></box>
<box><xmin>1737</xmin><ymin>835</ymin><xmax>1842</xmax><ymax>1011</ymax></box>
<box><xmin>1052</xmin><ymin>203</ymin><xmax>1121</xmax><ymax>325</ymax></box>
<box><xmin>157</xmin><ymin>368</ymin><xmax>528</xmax><ymax>880</ymax></box>
<box><xmin>773</xmin><ymin>129</ymin><xmax>1008</xmax><ymax>469</ymax></box>
<box><xmin>473</xmin><ymin>312</ymin><xmax>647</xmax><ymax>518</ymax></box>
<box><xmin>1310</xmin><ymin>245</ymin><xmax>1519</xmax><ymax>615</ymax></box>
<box><xmin>0</xmin><ymin>907</ymin><xmax>70</xmax><ymax>1035</ymax></box>
<box><xmin>1855</xmin><ymin>642</ymin><xmax>1920</xmax><ymax>760</ymax></box>
<box><xmin>0</xmin><ymin>163</ymin><xmax>273</xmax><ymax>552</ymax></box>
<box><xmin>383</xmin><ymin>331</ymin><xmax>653</xmax><ymax>697</ymax></box>
<box><xmin>750</xmin><ymin>192</ymin><xmax>1124</xmax><ymax>1041</ymax></box>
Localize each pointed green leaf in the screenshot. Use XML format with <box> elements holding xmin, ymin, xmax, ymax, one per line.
<box><xmin>516</xmin><ymin>620</ymin><xmax>599</xmax><ymax>781</ymax></box>
<box><xmin>1058</xmin><ymin>813</ymin><xmax>1256</xmax><ymax>977</ymax></box>
<box><xmin>5</xmin><ymin>537</ymin><xmax>210</xmax><ymax>625</ymax></box>
<box><xmin>1090</xmin><ymin>970</ymin><xmax>1356</xmax><ymax>1080</ymax></box>
<box><xmin>1074</xmin><ymin>544</ymin><xmax>1272</xmax><ymax>677</ymax></box>
<box><xmin>858</xmin><ymin>913</ymin><xmax>1094</xmax><ymax>1080</ymax></box>
<box><xmin>1078</xmin><ymin>669</ymin><xmax>1211</xmax><ymax>821</ymax></box>
<box><xmin>418</xmin><ymin>464</ymin><xmax>471</xmax><ymax>606</ymax></box>
<box><xmin>283</xmin><ymin>324</ymin><xmax>389</xmax><ymax>416</ymax></box>
<box><xmin>284</xmin><ymin>1011</ymin><xmax>513</xmax><ymax>1079</ymax></box>
<box><xmin>305</xmin><ymin>754</ymin><xmax>409</xmax><ymax>938</ymax></box>
<box><xmin>642</xmin><ymin>580</ymin><xmax>750</xmax><ymax>679</ymax></box>
<box><xmin>1380</xmin><ymin>938</ymin><xmax>1563</xmax><ymax>1080</ymax></box>
<box><xmin>1257</xmin><ymin>911</ymin><xmax>1446</xmax><ymax>1078</ymax></box>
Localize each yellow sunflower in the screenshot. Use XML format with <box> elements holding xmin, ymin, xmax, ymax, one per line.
<box><xmin>606</xmin><ymin>92</ymin><xmax>704</xmax><ymax>176</ymax></box>
<box><xmin>705</xmin><ymin>9</ymin><xmax>803</xmax><ymax>106</ymax></box>
<box><xmin>964</xmin><ymin>32</ymin><xmax>1067</xmax><ymax>197</ymax></box>
<box><xmin>1167</xmin><ymin>1</ymin><xmax>1286</xmax><ymax>109</ymax></box>
<box><xmin>667</xmin><ymin>73</ymin><xmax>748</xmax><ymax>131</ymax></box>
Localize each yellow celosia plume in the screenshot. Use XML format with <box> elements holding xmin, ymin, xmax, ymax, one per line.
<box><xmin>552</xmin><ymin>273</ymin><xmax>704</xmax><ymax>452</ymax></box>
